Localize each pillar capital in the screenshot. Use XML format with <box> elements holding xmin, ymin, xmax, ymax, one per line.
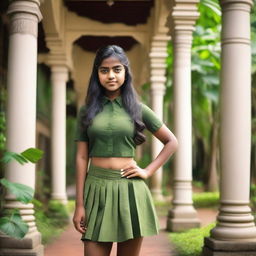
<box><xmin>220</xmin><ymin>0</ymin><xmax>253</xmax><ymax>8</ymax></box>
<box><xmin>47</xmin><ymin>51</ymin><xmax>69</xmax><ymax>68</ymax></box>
<box><xmin>149</xmin><ymin>33</ymin><xmax>169</xmax><ymax>87</ymax></box>
<box><xmin>7</xmin><ymin>0</ymin><xmax>42</xmax><ymax>37</ymax></box>
<box><xmin>166</xmin><ymin>0</ymin><xmax>199</xmax><ymax>37</ymax></box>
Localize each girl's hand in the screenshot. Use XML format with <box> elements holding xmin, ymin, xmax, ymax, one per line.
<box><xmin>121</xmin><ymin>160</ymin><xmax>149</xmax><ymax>180</ymax></box>
<box><xmin>73</xmin><ymin>205</ymin><xmax>87</xmax><ymax>234</ymax></box>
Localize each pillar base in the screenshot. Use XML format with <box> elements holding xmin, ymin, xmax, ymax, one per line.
<box><xmin>51</xmin><ymin>193</ymin><xmax>68</xmax><ymax>205</ymax></box>
<box><xmin>202</xmin><ymin>237</ymin><xmax>256</xmax><ymax>256</ymax></box>
<box><xmin>166</xmin><ymin>206</ymin><xmax>200</xmax><ymax>231</ymax></box>
<box><xmin>0</xmin><ymin>231</ymin><xmax>44</xmax><ymax>256</ymax></box>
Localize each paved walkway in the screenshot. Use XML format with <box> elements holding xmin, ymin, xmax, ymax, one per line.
<box><xmin>44</xmin><ymin>208</ymin><xmax>217</xmax><ymax>256</ymax></box>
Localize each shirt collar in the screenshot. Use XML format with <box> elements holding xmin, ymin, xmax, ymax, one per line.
<box><xmin>102</xmin><ymin>95</ymin><xmax>122</xmax><ymax>107</ymax></box>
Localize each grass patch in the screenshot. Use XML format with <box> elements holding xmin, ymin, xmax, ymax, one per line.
<box><xmin>170</xmin><ymin>223</ymin><xmax>216</xmax><ymax>256</ymax></box>
<box><xmin>193</xmin><ymin>192</ymin><xmax>219</xmax><ymax>208</ymax></box>
<box><xmin>66</xmin><ymin>199</ymin><xmax>75</xmax><ymax>214</ymax></box>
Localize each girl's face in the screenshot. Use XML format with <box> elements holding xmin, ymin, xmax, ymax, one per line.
<box><xmin>98</xmin><ymin>56</ymin><xmax>125</xmax><ymax>95</ymax></box>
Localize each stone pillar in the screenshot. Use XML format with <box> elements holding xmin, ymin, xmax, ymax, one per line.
<box><xmin>149</xmin><ymin>34</ymin><xmax>169</xmax><ymax>201</ymax></box>
<box><xmin>0</xmin><ymin>1</ymin><xmax>44</xmax><ymax>255</ymax></box>
<box><xmin>50</xmin><ymin>66</ymin><xmax>68</xmax><ymax>204</ymax></box>
<box><xmin>202</xmin><ymin>0</ymin><xmax>256</xmax><ymax>255</ymax></box>
<box><xmin>166</xmin><ymin>0</ymin><xmax>200</xmax><ymax>232</ymax></box>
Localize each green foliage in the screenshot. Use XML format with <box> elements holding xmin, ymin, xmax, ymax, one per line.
<box><xmin>0</xmin><ymin>148</ymin><xmax>43</xmax><ymax>239</ymax></box>
<box><xmin>0</xmin><ymin>210</ymin><xmax>29</xmax><ymax>239</ymax></box>
<box><xmin>193</xmin><ymin>181</ymin><xmax>204</xmax><ymax>189</ymax></box>
<box><xmin>1</xmin><ymin>151</ymin><xmax>28</xmax><ymax>165</ymax></box>
<box><xmin>1</xmin><ymin>148</ymin><xmax>43</xmax><ymax>165</ymax></box>
<box><xmin>47</xmin><ymin>200</ymin><xmax>70</xmax><ymax>227</ymax></box>
<box><xmin>36</xmin><ymin>64</ymin><xmax>52</xmax><ymax>120</ymax></box>
<box><xmin>66</xmin><ymin>199</ymin><xmax>76</xmax><ymax>214</ymax></box>
<box><xmin>191</xmin><ymin>15</ymin><xmax>221</xmax><ymax>176</ymax></box>
<box><xmin>33</xmin><ymin>199</ymin><xmax>70</xmax><ymax>244</ymax></box>
<box><xmin>20</xmin><ymin>148</ymin><xmax>44</xmax><ymax>163</ymax></box>
<box><xmin>0</xmin><ymin>178</ymin><xmax>34</xmax><ymax>204</ymax></box>
<box><xmin>199</xmin><ymin>0</ymin><xmax>221</xmax><ymax>25</ymax></box>
<box><xmin>193</xmin><ymin>192</ymin><xmax>219</xmax><ymax>208</ymax></box>
<box><xmin>250</xmin><ymin>184</ymin><xmax>256</xmax><ymax>211</ymax></box>
<box><xmin>170</xmin><ymin>223</ymin><xmax>216</xmax><ymax>256</ymax></box>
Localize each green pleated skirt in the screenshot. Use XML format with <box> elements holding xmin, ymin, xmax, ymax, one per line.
<box><xmin>81</xmin><ymin>164</ymin><xmax>159</xmax><ymax>242</ymax></box>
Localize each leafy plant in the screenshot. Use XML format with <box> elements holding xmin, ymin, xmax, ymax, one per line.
<box><xmin>0</xmin><ymin>210</ymin><xmax>29</xmax><ymax>239</ymax></box>
<box><xmin>193</xmin><ymin>192</ymin><xmax>219</xmax><ymax>208</ymax></box>
<box><xmin>33</xmin><ymin>199</ymin><xmax>70</xmax><ymax>244</ymax></box>
<box><xmin>170</xmin><ymin>222</ymin><xmax>216</xmax><ymax>256</ymax></box>
<box><xmin>0</xmin><ymin>148</ymin><xmax>43</xmax><ymax>239</ymax></box>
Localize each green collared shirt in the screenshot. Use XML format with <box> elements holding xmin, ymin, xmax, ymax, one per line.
<box><xmin>75</xmin><ymin>96</ymin><xmax>163</xmax><ymax>157</ymax></box>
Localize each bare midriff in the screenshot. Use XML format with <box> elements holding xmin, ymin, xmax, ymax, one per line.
<box><xmin>91</xmin><ymin>157</ymin><xmax>134</xmax><ymax>170</ymax></box>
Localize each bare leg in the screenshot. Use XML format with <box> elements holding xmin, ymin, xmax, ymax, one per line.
<box><xmin>84</xmin><ymin>240</ymin><xmax>113</xmax><ymax>256</ymax></box>
<box><xmin>117</xmin><ymin>237</ymin><xmax>143</xmax><ymax>256</ymax></box>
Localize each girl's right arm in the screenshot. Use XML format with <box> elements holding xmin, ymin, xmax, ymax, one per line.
<box><xmin>73</xmin><ymin>141</ymin><xmax>89</xmax><ymax>234</ymax></box>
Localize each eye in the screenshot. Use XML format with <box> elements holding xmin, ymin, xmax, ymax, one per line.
<box><xmin>114</xmin><ymin>67</ymin><xmax>123</xmax><ymax>73</ymax></box>
<box><xmin>99</xmin><ymin>69</ymin><xmax>108</xmax><ymax>74</ymax></box>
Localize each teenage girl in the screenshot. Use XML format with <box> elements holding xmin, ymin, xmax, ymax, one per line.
<box><xmin>73</xmin><ymin>45</ymin><xmax>178</xmax><ymax>256</ymax></box>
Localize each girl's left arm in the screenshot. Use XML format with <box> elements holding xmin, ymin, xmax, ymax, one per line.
<box><xmin>122</xmin><ymin>124</ymin><xmax>178</xmax><ymax>179</ymax></box>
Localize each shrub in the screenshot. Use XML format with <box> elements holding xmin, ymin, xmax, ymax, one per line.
<box><xmin>170</xmin><ymin>223</ymin><xmax>216</xmax><ymax>256</ymax></box>
<box><xmin>47</xmin><ymin>200</ymin><xmax>70</xmax><ymax>227</ymax></box>
<box><xmin>33</xmin><ymin>199</ymin><xmax>70</xmax><ymax>244</ymax></box>
<box><xmin>193</xmin><ymin>192</ymin><xmax>219</xmax><ymax>208</ymax></box>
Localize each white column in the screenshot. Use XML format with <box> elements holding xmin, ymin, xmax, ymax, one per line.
<box><xmin>50</xmin><ymin>65</ymin><xmax>68</xmax><ymax>204</ymax></box>
<box><xmin>166</xmin><ymin>0</ymin><xmax>200</xmax><ymax>232</ymax></box>
<box><xmin>149</xmin><ymin>34</ymin><xmax>169</xmax><ymax>201</ymax></box>
<box><xmin>0</xmin><ymin>1</ymin><xmax>44</xmax><ymax>255</ymax></box>
<box><xmin>203</xmin><ymin>0</ymin><xmax>256</xmax><ymax>254</ymax></box>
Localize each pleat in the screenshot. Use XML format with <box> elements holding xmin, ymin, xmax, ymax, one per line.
<box><xmin>97</xmin><ymin>180</ymin><xmax>119</xmax><ymax>241</ymax></box>
<box><xmin>131</xmin><ymin>180</ymin><xmax>159</xmax><ymax>236</ymax></box>
<box><xmin>83</xmin><ymin>182</ymin><xmax>90</xmax><ymax>206</ymax></box>
<box><xmin>84</xmin><ymin>182</ymin><xmax>100</xmax><ymax>239</ymax></box>
<box><xmin>91</xmin><ymin>183</ymin><xmax>106</xmax><ymax>241</ymax></box>
<box><xmin>118</xmin><ymin>180</ymin><xmax>134</xmax><ymax>241</ymax></box>
<box><xmin>127</xmin><ymin>181</ymin><xmax>141</xmax><ymax>237</ymax></box>
<box><xmin>84</xmin><ymin>178</ymin><xmax>96</xmax><ymax>222</ymax></box>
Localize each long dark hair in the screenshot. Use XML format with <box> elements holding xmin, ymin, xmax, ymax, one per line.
<box><xmin>82</xmin><ymin>45</ymin><xmax>145</xmax><ymax>145</ymax></box>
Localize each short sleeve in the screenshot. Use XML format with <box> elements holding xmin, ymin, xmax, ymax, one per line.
<box><xmin>141</xmin><ymin>103</ymin><xmax>163</xmax><ymax>133</ymax></box>
<box><xmin>74</xmin><ymin>106</ymin><xmax>88</xmax><ymax>142</ymax></box>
